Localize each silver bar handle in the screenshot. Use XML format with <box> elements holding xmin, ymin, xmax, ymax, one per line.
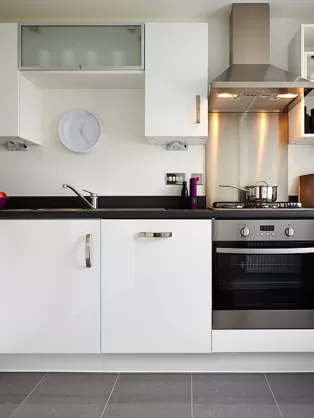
<box><xmin>85</xmin><ymin>234</ymin><xmax>92</xmax><ymax>267</ymax></box>
<box><xmin>217</xmin><ymin>247</ymin><xmax>314</xmax><ymax>255</ymax></box>
<box><xmin>196</xmin><ymin>95</ymin><xmax>201</xmax><ymax>123</ymax></box>
<box><xmin>139</xmin><ymin>232</ymin><xmax>173</xmax><ymax>238</ymax></box>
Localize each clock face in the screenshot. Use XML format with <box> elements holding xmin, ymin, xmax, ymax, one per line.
<box><xmin>59</xmin><ymin>109</ymin><xmax>101</xmax><ymax>153</ymax></box>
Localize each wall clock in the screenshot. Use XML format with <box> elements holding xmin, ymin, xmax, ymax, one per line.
<box><xmin>59</xmin><ymin>109</ymin><xmax>101</xmax><ymax>153</ymax></box>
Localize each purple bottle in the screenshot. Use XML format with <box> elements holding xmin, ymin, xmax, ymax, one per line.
<box><xmin>189</xmin><ymin>177</ymin><xmax>197</xmax><ymax>209</ymax></box>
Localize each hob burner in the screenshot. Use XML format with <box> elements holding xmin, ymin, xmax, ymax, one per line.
<box><xmin>212</xmin><ymin>201</ymin><xmax>302</xmax><ymax>209</ymax></box>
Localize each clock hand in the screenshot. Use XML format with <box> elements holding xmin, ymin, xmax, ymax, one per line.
<box><xmin>79</xmin><ymin>122</ymin><xmax>91</xmax><ymax>143</ymax></box>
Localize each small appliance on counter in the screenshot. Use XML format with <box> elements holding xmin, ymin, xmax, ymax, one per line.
<box><xmin>300</xmin><ymin>174</ymin><xmax>314</xmax><ymax>207</ymax></box>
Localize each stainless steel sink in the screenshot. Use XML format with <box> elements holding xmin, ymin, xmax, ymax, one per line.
<box><xmin>7</xmin><ymin>208</ymin><xmax>89</xmax><ymax>212</ymax></box>
<box><xmin>7</xmin><ymin>208</ymin><xmax>167</xmax><ymax>212</ymax></box>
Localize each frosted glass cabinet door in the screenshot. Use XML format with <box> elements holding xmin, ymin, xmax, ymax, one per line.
<box><xmin>20</xmin><ymin>25</ymin><xmax>144</xmax><ymax>70</ymax></box>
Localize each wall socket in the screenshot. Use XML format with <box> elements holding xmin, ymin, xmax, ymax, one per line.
<box><xmin>166</xmin><ymin>173</ymin><xmax>186</xmax><ymax>185</ymax></box>
<box><xmin>191</xmin><ymin>173</ymin><xmax>204</xmax><ymax>185</ymax></box>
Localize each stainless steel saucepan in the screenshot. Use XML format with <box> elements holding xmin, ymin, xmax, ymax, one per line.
<box><xmin>219</xmin><ymin>181</ymin><xmax>278</xmax><ymax>202</ymax></box>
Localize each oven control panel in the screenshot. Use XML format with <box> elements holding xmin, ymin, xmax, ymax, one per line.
<box><xmin>213</xmin><ymin>220</ymin><xmax>313</xmax><ymax>241</ymax></box>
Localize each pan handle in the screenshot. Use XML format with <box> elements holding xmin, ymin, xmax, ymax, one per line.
<box><xmin>219</xmin><ymin>184</ymin><xmax>248</xmax><ymax>193</ymax></box>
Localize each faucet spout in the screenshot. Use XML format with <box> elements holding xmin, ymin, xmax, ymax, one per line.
<box><xmin>62</xmin><ymin>184</ymin><xmax>97</xmax><ymax>209</ymax></box>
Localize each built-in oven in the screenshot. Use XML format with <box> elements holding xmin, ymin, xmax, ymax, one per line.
<box><xmin>213</xmin><ymin>219</ymin><xmax>314</xmax><ymax>329</ymax></box>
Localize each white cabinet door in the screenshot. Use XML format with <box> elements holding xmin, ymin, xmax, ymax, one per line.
<box><xmin>145</xmin><ymin>23</ymin><xmax>208</xmax><ymax>144</ymax></box>
<box><xmin>0</xmin><ymin>23</ymin><xmax>19</xmax><ymax>138</ymax></box>
<box><xmin>0</xmin><ymin>220</ymin><xmax>101</xmax><ymax>353</ymax></box>
<box><xmin>101</xmin><ymin>220</ymin><xmax>212</xmax><ymax>353</ymax></box>
<box><xmin>0</xmin><ymin>23</ymin><xmax>41</xmax><ymax>144</ymax></box>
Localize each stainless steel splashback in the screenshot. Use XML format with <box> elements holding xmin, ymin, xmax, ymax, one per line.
<box><xmin>206</xmin><ymin>113</ymin><xmax>288</xmax><ymax>206</ymax></box>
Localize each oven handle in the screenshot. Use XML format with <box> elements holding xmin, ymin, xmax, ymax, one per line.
<box><xmin>216</xmin><ymin>247</ymin><xmax>314</xmax><ymax>254</ymax></box>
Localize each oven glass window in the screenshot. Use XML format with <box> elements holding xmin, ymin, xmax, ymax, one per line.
<box><xmin>213</xmin><ymin>242</ymin><xmax>314</xmax><ymax>310</ymax></box>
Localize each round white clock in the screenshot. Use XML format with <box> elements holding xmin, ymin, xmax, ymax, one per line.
<box><xmin>59</xmin><ymin>109</ymin><xmax>101</xmax><ymax>153</ymax></box>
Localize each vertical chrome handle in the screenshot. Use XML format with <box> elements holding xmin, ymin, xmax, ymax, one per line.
<box><xmin>196</xmin><ymin>95</ymin><xmax>201</xmax><ymax>124</ymax></box>
<box><xmin>85</xmin><ymin>234</ymin><xmax>92</xmax><ymax>268</ymax></box>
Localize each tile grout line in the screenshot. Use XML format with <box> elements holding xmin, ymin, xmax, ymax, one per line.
<box><xmin>264</xmin><ymin>373</ymin><xmax>284</xmax><ymax>418</ymax></box>
<box><xmin>191</xmin><ymin>373</ymin><xmax>194</xmax><ymax>418</ymax></box>
<box><xmin>100</xmin><ymin>373</ymin><xmax>120</xmax><ymax>418</ymax></box>
<box><xmin>9</xmin><ymin>372</ymin><xmax>49</xmax><ymax>418</ymax></box>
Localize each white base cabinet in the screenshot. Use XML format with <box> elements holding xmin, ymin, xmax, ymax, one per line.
<box><xmin>101</xmin><ymin>220</ymin><xmax>212</xmax><ymax>353</ymax></box>
<box><xmin>0</xmin><ymin>220</ymin><xmax>101</xmax><ymax>353</ymax></box>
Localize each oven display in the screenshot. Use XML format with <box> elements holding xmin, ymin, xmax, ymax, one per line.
<box><xmin>260</xmin><ymin>225</ymin><xmax>275</xmax><ymax>232</ymax></box>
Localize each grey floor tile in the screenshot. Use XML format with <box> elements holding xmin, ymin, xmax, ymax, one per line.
<box><xmin>12</xmin><ymin>372</ymin><xmax>118</xmax><ymax>418</ymax></box>
<box><xmin>193</xmin><ymin>373</ymin><xmax>282</xmax><ymax>418</ymax></box>
<box><xmin>266</xmin><ymin>373</ymin><xmax>314</xmax><ymax>418</ymax></box>
<box><xmin>0</xmin><ymin>372</ymin><xmax>45</xmax><ymax>418</ymax></box>
<box><xmin>103</xmin><ymin>373</ymin><xmax>191</xmax><ymax>418</ymax></box>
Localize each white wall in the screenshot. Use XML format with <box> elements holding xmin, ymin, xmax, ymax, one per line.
<box><xmin>0</xmin><ymin>89</ymin><xmax>205</xmax><ymax>196</ymax></box>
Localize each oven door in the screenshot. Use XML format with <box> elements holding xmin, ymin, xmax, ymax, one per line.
<box><xmin>213</xmin><ymin>241</ymin><xmax>314</xmax><ymax>329</ymax></box>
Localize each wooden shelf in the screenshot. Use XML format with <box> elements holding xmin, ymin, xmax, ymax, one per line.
<box><xmin>20</xmin><ymin>70</ymin><xmax>145</xmax><ymax>90</ymax></box>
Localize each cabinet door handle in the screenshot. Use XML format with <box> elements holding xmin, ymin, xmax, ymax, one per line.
<box><xmin>196</xmin><ymin>95</ymin><xmax>201</xmax><ymax>124</ymax></box>
<box><xmin>85</xmin><ymin>234</ymin><xmax>92</xmax><ymax>268</ymax></box>
<box><xmin>139</xmin><ymin>232</ymin><xmax>172</xmax><ymax>238</ymax></box>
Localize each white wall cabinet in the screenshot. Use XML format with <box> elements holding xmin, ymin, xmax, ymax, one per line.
<box><xmin>0</xmin><ymin>220</ymin><xmax>101</xmax><ymax>353</ymax></box>
<box><xmin>0</xmin><ymin>23</ymin><xmax>42</xmax><ymax>145</ymax></box>
<box><xmin>20</xmin><ymin>25</ymin><xmax>144</xmax><ymax>70</ymax></box>
<box><xmin>19</xmin><ymin>24</ymin><xmax>145</xmax><ymax>89</ymax></box>
<box><xmin>101</xmin><ymin>219</ymin><xmax>212</xmax><ymax>353</ymax></box>
<box><xmin>145</xmin><ymin>23</ymin><xmax>208</xmax><ymax>145</ymax></box>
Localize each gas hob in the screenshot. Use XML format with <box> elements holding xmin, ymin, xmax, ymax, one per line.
<box><xmin>212</xmin><ymin>202</ymin><xmax>302</xmax><ymax>210</ymax></box>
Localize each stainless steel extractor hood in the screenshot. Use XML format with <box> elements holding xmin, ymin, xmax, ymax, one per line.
<box><xmin>209</xmin><ymin>3</ymin><xmax>314</xmax><ymax>113</ymax></box>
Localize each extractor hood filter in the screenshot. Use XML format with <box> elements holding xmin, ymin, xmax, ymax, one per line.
<box><xmin>209</xmin><ymin>3</ymin><xmax>314</xmax><ymax>113</ymax></box>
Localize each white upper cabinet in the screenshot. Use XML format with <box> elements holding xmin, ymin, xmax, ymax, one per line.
<box><xmin>19</xmin><ymin>24</ymin><xmax>145</xmax><ymax>90</ymax></box>
<box><xmin>20</xmin><ymin>25</ymin><xmax>144</xmax><ymax>71</ymax></box>
<box><xmin>101</xmin><ymin>219</ymin><xmax>212</xmax><ymax>353</ymax></box>
<box><xmin>0</xmin><ymin>220</ymin><xmax>101</xmax><ymax>354</ymax></box>
<box><xmin>145</xmin><ymin>23</ymin><xmax>209</xmax><ymax>145</ymax></box>
<box><xmin>0</xmin><ymin>23</ymin><xmax>41</xmax><ymax>144</ymax></box>
<box><xmin>289</xmin><ymin>25</ymin><xmax>314</xmax><ymax>144</ymax></box>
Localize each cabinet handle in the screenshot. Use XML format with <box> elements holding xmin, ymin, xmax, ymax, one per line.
<box><xmin>85</xmin><ymin>234</ymin><xmax>92</xmax><ymax>268</ymax></box>
<box><xmin>196</xmin><ymin>95</ymin><xmax>201</xmax><ymax>124</ymax></box>
<box><xmin>139</xmin><ymin>232</ymin><xmax>173</xmax><ymax>238</ymax></box>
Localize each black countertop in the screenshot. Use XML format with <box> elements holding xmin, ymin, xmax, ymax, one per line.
<box><xmin>1</xmin><ymin>208</ymin><xmax>314</xmax><ymax>220</ymax></box>
<box><xmin>1</xmin><ymin>196</ymin><xmax>314</xmax><ymax>219</ymax></box>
